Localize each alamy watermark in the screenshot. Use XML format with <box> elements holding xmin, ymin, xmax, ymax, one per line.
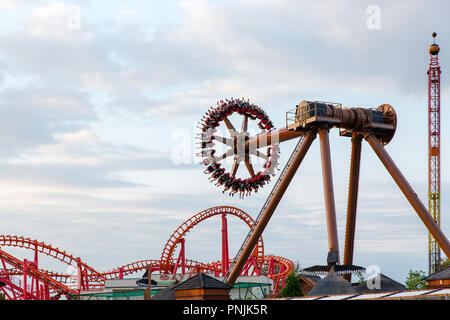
<box><xmin>170</xmin><ymin>125</ymin><xmax>279</xmax><ymax>169</ymax></box>
<box><xmin>66</xmin><ymin>265</ymin><xmax>80</xmax><ymax>289</ymax></box>
<box><xmin>363</xmin><ymin>265</ymin><xmax>382</xmax><ymax>289</ymax></box>
<box><xmin>67</xmin><ymin>5</ymin><xmax>81</xmax><ymax>30</ymax></box>
<box><xmin>366</xmin><ymin>5</ymin><xmax>381</xmax><ymax>30</ymax></box>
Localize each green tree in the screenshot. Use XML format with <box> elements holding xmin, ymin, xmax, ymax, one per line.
<box><xmin>405</xmin><ymin>270</ymin><xmax>427</xmax><ymax>290</ymax></box>
<box><xmin>0</xmin><ymin>292</ymin><xmax>5</xmax><ymax>300</ymax></box>
<box><xmin>294</xmin><ymin>260</ymin><xmax>302</xmax><ymax>276</ymax></box>
<box><xmin>355</xmin><ymin>271</ymin><xmax>365</xmax><ymax>284</ymax></box>
<box><xmin>441</xmin><ymin>258</ymin><xmax>450</xmax><ymax>269</ymax></box>
<box><xmin>280</xmin><ymin>272</ymin><xmax>303</xmax><ymax>298</ymax></box>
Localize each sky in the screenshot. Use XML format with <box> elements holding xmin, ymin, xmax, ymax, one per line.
<box><xmin>0</xmin><ymin>0</ymin><xmax>450</xmax><ymax>285</ymax></box>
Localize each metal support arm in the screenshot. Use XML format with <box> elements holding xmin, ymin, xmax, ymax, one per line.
<box><xmin>225</xmin><ymin>130</ymin><xmax>317</xmax><ymax>285</ymax></box>
<box><xmin>318</xmin><ymin>128</ymin><xmax>340</xmax><ymax>265</ymax></box>
<box><xmin>343</xmin><ymin>133</ymin><xmax>362</xmax><ymax>281</ymax></box>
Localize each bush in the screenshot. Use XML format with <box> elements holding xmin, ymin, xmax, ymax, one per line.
<box><xmin>405</xmin><ymin>270</ymin><xmax>427</xmax><ymax>290</ymax></box>
<box><xmin>280</xmin><ymin>272</ymin><xmax>303</xmax><ymax>298</ymax></box>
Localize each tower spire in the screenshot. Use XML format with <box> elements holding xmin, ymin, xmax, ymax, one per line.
<box><xmin>428</xmin><ymin>32</ymin><xmax>442</xmax><ymax>275</ymax></box>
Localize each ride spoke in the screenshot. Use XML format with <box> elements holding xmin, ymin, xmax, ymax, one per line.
<box><xmin>251</xmin><ymin>150</ymin><xmax>268</xmax><ymax>160</ymax></box>
<box><xmin>231</xmin><ymin>156</ymin><xmax>240</xmax><ymax>177</ymax></box>
<box><xmin>216</xmin><ymin>149</ymin><xmax>235</xmax><ymax>161</ymax></box>
<box><xmin>244</xmin><ymin>158</ymin><xmax>256</xmax><ymax>177</ymax></box>
<box><xmin>213</xmin><ymin>135</ymin><xmax>234</xmax><ymax>146</ymax></box>
<box><xmin>241</xmin><ymin>115</ymin><xmax>248</xmax><ymax>132</ymax></box>
<box><xmin>223</xmin><ymin>117</ymin><xmax>237</xmax><ymax>137</ymax></box>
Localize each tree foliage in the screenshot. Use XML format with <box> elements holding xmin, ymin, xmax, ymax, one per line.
<box><xmin>294</xmin><ymin>261</ymin><xmax>302</xmax><ymax>276</ymax></box>
<box><xmin>405</xmin><ymin>269</ymin><xmax>427</xmax><ymax>290</ymax></box>
<box><xmin>280</xmin><ymin>272</ymin><xmax>304</xmax><ymax>298</ymax></box>
<box><xmin>441</xmin><ymin>258</ymin><xmax>450</xmax><ymax>269</ymax></box>
<box><xmin>355</xmin><ymin>271</ymin><xmax>365</xmax><ymax>284</ymax></box>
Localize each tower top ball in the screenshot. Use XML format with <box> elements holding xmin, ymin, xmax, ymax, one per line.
<box><xmin>429</xmin><ymin>33</ymin><xmax>440</xmax><ymax>56</ymax></box>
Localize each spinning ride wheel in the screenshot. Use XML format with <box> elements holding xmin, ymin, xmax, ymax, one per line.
<box><xmin>197</xmin><ymin>98</ymin><xmax>280</xmax><ymax>198</ymax></box>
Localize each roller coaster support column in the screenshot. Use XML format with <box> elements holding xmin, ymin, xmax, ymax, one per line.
<box><xmin>226</xmin><ymin>130</ymin><xmax>317</xmax><ymax>285</ymax></box>
<box><xmin>76</xmin><ymin>258</ymin><xmax>89</xmax><ymax>292</ymax></box>
<box><xmin>23</xmin><ymin>259</ymin><xmax>29</xmax><ymax>300</ymax></box>
<box><xmin>222</xmin><ymin>213</ymin><xmax>230</xmax><ymax>276</ymax></box>
<box><xmin>343</xmin><ymin>132</ymin><xmax>363</xmax><ymax>281</ymax></box>
<box><xmin>44</xmin><ymin>283</ymin><xmax>50</xmax><ymax>300</ymax></box>
<box><xmin>319</xmin><ymin>127</ymin><xmax>340</xmax><ymax>266</ymax></box>
<box><xmin>32</xmin><ymin>241</ymin><xmax>40</xmax><ymax>297</ymax></box>
<box><xmin>33</xmin><ymin>240</ymin><xmax>39</xmax><ymax>267</ymax></box>
<box><xmin>23</xmin><ymin>259</ymin><xmax>38</xmax><ymax>300</ymax></box>
<box><xmin>173</xmin><ymin>238</ymin><xmax>186</xmax><ymax>274</ymax></box>
<box><xmin>365</xmin><ymin>132</ymin><xmax>450</xmax><ymax>258</ymax></box>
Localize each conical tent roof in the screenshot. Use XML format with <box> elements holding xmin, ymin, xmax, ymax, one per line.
<box><xmin>424</xmin><ymin>266</ymin><xmax>450</xmax><ymax>281</ymax></box>
<box><xmin>173</xmin><ymin>273</ymin><xmax>232</xmax><ymax>291</ymax></box>
<box><xmin>355</xmin><ymin>273</ymin><xmax>406</xmax><ymax>293</ymax></box>
<box><xmin>307</xmin><ymin>269</ymin><xmax>357</xmax><ymax>297</ymax></box>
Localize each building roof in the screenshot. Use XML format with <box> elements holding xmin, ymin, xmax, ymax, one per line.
<box><xmin>355</xmin><ymin>273</ymin><xmax>406</xmax><ymax>293</ymax></box>
<box><xmin>173</xmin><ymin>273</ymin><xmax>232</xmax><ymax>291</ymax></box>
<box><xmin>152</xmin><ymin>285</ymin><xmax>176</xmax><ymax>300</ymax></box>
<box><xmin>297</xmin><ymin>274</ymin><xmax>321</xmax><ymax>287</ymax></box>
<box><xmin>424</xmin><ymin>265</ymin><xmax>450</xmax><ymax>281</ymax></box>
<box><xmin>307</xmin><ymin>269</ymin><xmax>357</xmax><ymax>297</ymax></box>
<box><xmin>286</xmin><ymin>288</ymin><xmax>450</xmax><ymax>300</ymax></box>
<box><xmin>303</xmin><ymin>274</ymin><xmax>321</xmax><ymax>283</ymax></box>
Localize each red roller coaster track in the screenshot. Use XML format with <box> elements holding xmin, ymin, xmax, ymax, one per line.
<box><xmin>0</xmin><ymin>207</ymin><xmax>294</xmax><ymax>300</ymax></box>
<box><xmin>160</xmin><ymin>206</ymin><xmax>264</xmax><ymax>274</ymax></box>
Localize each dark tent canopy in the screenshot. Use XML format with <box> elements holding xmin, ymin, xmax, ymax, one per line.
<box><xmin>307</xmin><ymin>269</ymin><xmax>357</xmax><ymax>297</ymax></box>
<box><xmin>355</xmin><ymin>273</ymin><xmax>406</xmax><ymax>293</ymax></box>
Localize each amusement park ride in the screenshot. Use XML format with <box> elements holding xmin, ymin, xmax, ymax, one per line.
<box><xmin>0</xmin><ymin>36</ymin><xmax>449</xmax><ymax>301</ymax></box>
<box><xmin>196</xmin><ymin>97</ymin><xmax>450</xmax><ymax>286</ymax></box>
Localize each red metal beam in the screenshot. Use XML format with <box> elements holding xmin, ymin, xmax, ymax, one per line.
<box><xmin>221</xmin><ymin>213</ymin><xmax>230</xmax><ymax>276</ymax></box>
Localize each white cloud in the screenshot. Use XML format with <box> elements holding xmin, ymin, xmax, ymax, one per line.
<box><xmin>0</xmin><ymin>0</ymin><xmax>28</xmax><ymax>8</ymax></box>
<box><xmin>28</xmin><ymin>2</ymin><xmax>82</xmax><ymax>38</ymax></box>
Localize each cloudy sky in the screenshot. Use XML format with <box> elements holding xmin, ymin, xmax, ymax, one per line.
<box><xmin>0</xmin><ymin>0</ymin><xmax>449</xmax><ymax>284</ymax></box>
